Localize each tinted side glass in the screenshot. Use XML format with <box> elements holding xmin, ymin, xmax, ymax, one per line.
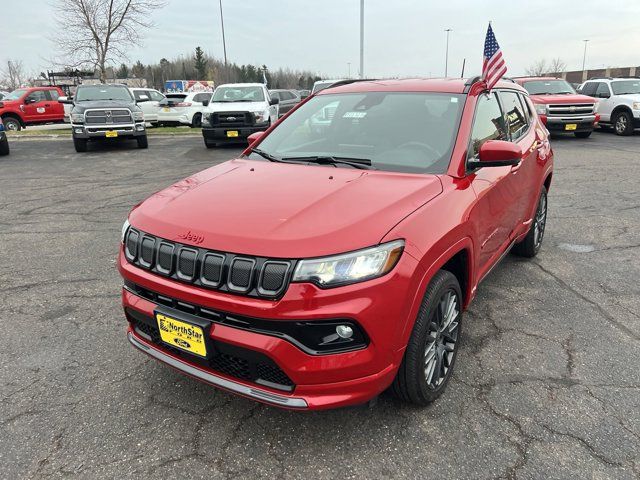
<box><xmin>149</xmin><ymin>90</ymin><xmax>165</xmax><ymax>101</ymax></box>
<box><xmin>133</xmin><ymin>90</ymin><xmax>147</xmax><ymax>101</ymax></box>
<box><xmin>595</xmin><ymin>83</ymin><xmax>611</xmax><ymax>97</ymax></box>
<box><xmin>194</xmin><ymin>93</ymin><xmax>212</xmax><ymax>103</ymax></box>
<box><xmin>27</xmin><ymin>90</ymin><xmax>47</xmax><ymax>103</ymax></box>
<box><xmin>47</xmin><ymin>90</ymin><xmax>60</xmax><ymax>101</ymax></box>
<box><xmin>581</xmin><ymin>82</ymin><xmax>598</xmax><ymax>96</ymax></box>
<box><xmin>468</xmin><ymin>93</ymin><xmax>507</xmax><ymax>159</ymax></box>
<box><xmin>500</xmin><ymin>91</ymin><xmax>529</xmax><ymax>141</ymax></box>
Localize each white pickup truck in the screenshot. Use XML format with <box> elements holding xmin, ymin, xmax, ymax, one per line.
<box><xmin>201</xmin><ymin>83</ymin><xmax>279</xmax><ymax>148</ymax></box>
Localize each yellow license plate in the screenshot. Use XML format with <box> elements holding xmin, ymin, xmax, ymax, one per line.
<box><xmin>105</xmin><ymin>130</ymin><xmax>118</xmax><ymax>138</ymax></box>
<box><xmin>226</xmin><ymin>130</ymin><xmax>239</xmax><ymax>138</ymax></box>
<box><xmin>163</xmin><ymin>107</ymin><xmax>170</xmax><ymax>112</ymax></box>
<box><xmin>565</xmin><ymin>124</ymin><xmax>577</xmax><ymax>131</ymax></box>
<box><xmin>156</xmin><ymin>313</ymin><xmax>207</xmax><ymax>357</ymax></box>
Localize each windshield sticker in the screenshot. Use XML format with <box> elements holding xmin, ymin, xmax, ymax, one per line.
<box><xmin>343</xmin><ymin>111</ymin><xmax>367</xmax><ymax>118</ymax></box>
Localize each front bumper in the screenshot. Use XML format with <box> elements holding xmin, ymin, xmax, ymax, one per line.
<box><xmin>544</xmin><ymin>115</ymin><xmax>596</xmax><ymax>133</ymax></box>
<box><xmin>72</xmin><ymin>122</ymin><xmax>146</xmax><ymax>139</ymax></box>
<box><xmin>119</xmin><ymin>248</ymin><xmax>421</xmax><ymax>410</ymax></box>
<box><xmin>202</xmin><ymin>125</ymin><xmax>267</xmax><ymax>143</ymax></box>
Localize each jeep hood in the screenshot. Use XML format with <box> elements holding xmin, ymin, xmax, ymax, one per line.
<box><xmin>528</xmin><ymin>94</ymin><xmax>596</xmax><ymax>104</ymax></box>
<box><xmin>129</xmin><ymin>159</ymin><xmax>443</xmax><ymax>258</ymax></box>
<box><xmin>206</xmin><ymin>101</ymin><xmax>268</xmax><ymax>113</ymax></box>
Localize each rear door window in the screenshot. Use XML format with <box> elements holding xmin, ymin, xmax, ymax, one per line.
<box><xmin>193</xmin><ymin>93</ymin><xmax>212</xmax><ymax>103</ymax></box>
<box><xmin>580</xmin><ymin>82</ymin><xmax>598</xmax><ymax>96</ymax></box>
<box><xmin>595</xmin><ymin>83</ymin><xmax>611</xmax><ymax>98</ymax></box>
<box><xmin>468</xmin><ymin>93</ymin><xmax>507</xmax><ymax>159</ymax></box>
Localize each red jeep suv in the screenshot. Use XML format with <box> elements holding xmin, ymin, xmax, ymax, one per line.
<box><xmin>0</xmin><ymin>86</ymin><xmax>66</xmax><ymax>131</ymax></box>
<box><xmin>119</xmin><ymin>77</ymin><xmax>553</xmax><ymax>410</ymax></box>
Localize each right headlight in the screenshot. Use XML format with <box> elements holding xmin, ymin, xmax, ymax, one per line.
<box><xmin>292</xmin><ymin>240</ymin><xmax>404</xmax><ymax>288</ymax></box>
<box><xmin>70</xmin><ymin>113</ymin><xmax>85</xmax><ymax>123</ymax></box>
<box><xmin>535</xmin><ymin>104</ymin><xmax>548</xmax><ymax>115</ymax></box>
<box><xmin>203</xmin><ymin>112</ymin><xmax>212</xmax><ymax>124</ymax></box>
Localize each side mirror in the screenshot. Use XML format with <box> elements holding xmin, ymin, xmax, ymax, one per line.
<box><xmin>25</xmin><ymin>97</ymin><xmax>37</xmax><ymax>105</ymax></box>
<box><xmin>468</xmin><ymin>140</ymin><xmax>522</xmax><ymax>169</ymax></box>
<box><xmin>247</xmin><ymin>131</ymin><xmax>265</xmax><ymax>146</ymax></box>
<box><xmin>597</xmin><ymin>92</ymin><xmax>610</xmax><ymax>99</ymax></box>
<box><xmin>202</xmin><ymin>99</ymin><xmax>209</xmax><ymax>107</ymax></box>
<box><xmin>58</xmin><ymin>96</ymin><xmax>73</xmax><ymax>104</ymax></box>
<box><xmin>269</xmin><ymin>97</ymin><xmax>280</xmax><ymax>106</ymax></box>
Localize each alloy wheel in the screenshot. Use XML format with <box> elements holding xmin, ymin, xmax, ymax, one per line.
<box><xmin>533</xmin><ymin>191</ymin><xmax>547</xmax><ymax>249</ymax></box>
<box><xmin>616</xmin><ymin>115</ymin><xmax>627</xmax><ymax>134</ymax></box>
<box><xmin>423</xmin><ymin>289</ymin><xmax>460</xmax><ymax>389</ymax></box>
<box><xmin>4</xmin><ymin>119</ymin><xmax>20</xmax><ymax>131</ymax></box>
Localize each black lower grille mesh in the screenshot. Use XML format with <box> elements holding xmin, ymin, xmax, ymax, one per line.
<box><xmin>127</xmin><ymin>310</ymin><xmax>294</xmax><ymax>390</ymax></box>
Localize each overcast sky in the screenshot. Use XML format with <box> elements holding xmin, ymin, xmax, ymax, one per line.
<box><xmin>2</xmin><ymin>0</ymin><xmax>639</xmax><ymax>79</ymax></box>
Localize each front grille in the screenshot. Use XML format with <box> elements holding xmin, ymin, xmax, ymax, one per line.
<box><xmin>547</xmin><ymin>103</ymin><xmax>595</xmax><ymax>117</ymax></box>
<box><xmin>124</xmin><ymin>228</ymin><xmax>294</xmax><ymax>299</ymax></box>
<box><xmin>85</xmin><ymin>109</ymin><xmax>133</xmax><ymax>125</ymax></box>
<box><xmin>211</xmin><ymin>111</ymin><xmax>252</xmax><ymax>126</ymax></box>
<box><xmin>127</xmin><ymin>308</ymin><xmax>295</xmax><ymax>391</ymax></box>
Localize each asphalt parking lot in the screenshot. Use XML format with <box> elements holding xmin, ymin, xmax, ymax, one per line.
<box><xmin>1</xmin><ymin>132</ymin><xmax>639</xmax><ymax>479</ymax></box>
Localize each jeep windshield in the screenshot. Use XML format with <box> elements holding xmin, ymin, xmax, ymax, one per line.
<box><xmin>75</xmin><ymin>85</ymin><xmax>133</xmax><ymax>102</ymax></box>
<box><xmin>247</xmin><ymin>92</ymin><xmax>464</xmax><ymax>174</ymax></box>
<box><xmin>2</xmin><ymin>89</ymin><xmax>28</xmax><ymax>101</ymax></box>
<box><xmin>522</xmin><ymin>80</ymin><xmax>576</xmax><ymax>95</ymax></box>
<box><xmin>211</xmin><ymin>86</ymin><xmax>265</xmax><ymax>102</ymax></box>
<box><xmin>611</xmin><ymin>80</ymin><xmax>640</xmax><ymax>95</ymax></box>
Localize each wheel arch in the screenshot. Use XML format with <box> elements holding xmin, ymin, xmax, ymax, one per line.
<box><xmin>611</xmin><ymin>104</ymin><xmax>633</xmax><ymax>119</ymax></box>
<box><xmin>1</xmin><ymin>112</ymin><xmax>25</xmax><ymax>127</ymax></box>
<box><xmin>543</xmin><ymin>172</ymin><xmax>553</xmax><ymax>193</ymax></box>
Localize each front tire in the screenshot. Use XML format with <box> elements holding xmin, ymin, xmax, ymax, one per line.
<box><xmin>137</xmin><ymin>135</ymin><xmax>148</xmax><ymax>149</ymax></box>
<box><xmin>391</xmin><ymin>270</ymin><xmax>462</xmax><ymax>405</ymax></box>
<box><xmin>2</xmin><ymin>116</ymin><xmax>22</xmax><ymax>131</ymax></box>
<box><xmin>0</xmin><ymin>137</ymin><xmax>9</xmax><ymax>156</ymax></box>
<box><xmin>512</xmin><ymin>186</ymin><xmax>547</xmax><ymax>258</ymax></box>
<box><xmin>191</xmin><ymin>113</ymin><xmax>202</xmax><ymax>128</ymax></box>
<box><xmin>73</xmin><ymin>137</ymin><xmax>88</xmax><ymax>152</ymax></box>
<box><xmin>613</xmin><ymin>111</ymin><xmax>634</xmax><ymax>136</ymax></box>
<box><xmin>574</xmin><ymin>130</ymin><xmax>592</xmax><ymax>138</ymax></box>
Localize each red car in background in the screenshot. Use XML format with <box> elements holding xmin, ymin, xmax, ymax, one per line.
<box><xmin>514</xmin><ymin>77</ymin><xmax>598</xmax><ymax>138</ymax></box>
<box><xmin>119</xmin><ymin>77</ymin><xmax>553</xmax><ymax>410</ymax></box>
<box><xmin>0</xmin><ymin>86</ymin><xmax>66</xmax><ymax>131</ymax></box>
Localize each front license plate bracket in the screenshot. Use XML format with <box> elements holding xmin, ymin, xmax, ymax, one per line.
<box><xmin>154</xmin><ymin>307</ymin><xmax>213</xmax><ymax>358</ymax></box>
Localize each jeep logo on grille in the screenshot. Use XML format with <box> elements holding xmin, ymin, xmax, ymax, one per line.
<box><xmin>178</xmin><ymin>230</ymin><xmax>205</xmax><ymax>245</ymax></box>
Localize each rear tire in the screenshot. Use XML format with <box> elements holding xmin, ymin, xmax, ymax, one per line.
<box><xmin>2</xmin><ymin>116</ymin><xmax>22</xmax><ymax>131</ymax></box>
<box><xmin>613</xmin><ymin>111</ymin><xmax>634</xmax><ymax>136</ymax></box>
<box><xmin>391</xmin><ymin>270</ymin><xmax>462</xmax><ymax>406</ymax></box>
<box><xmin>191</xmin><ymin>113</ymin><xmax>202</xmax><ymax>128</ymax></box>
<box><xmin>574</xmin><ymin>130</ymin><xmax>592</xmax><ymax>138</ymax></box>
<box><xmin>137</xmin><ymin>135</ymin><xmax>148</xmax><ymax>149</ymax></box>
<box><xmin>512</xmin><ymin>186</ymin><xmax>547</xmax><ymax>258</ymax></box>
<box><xmin>0</xmin><ymin>137</ymin><xmax>9</xmax><ymax>156</ymax></box>
<box><xmin>73</xmin><ymin>137</ymin><xmax>88</xmax><ymax>152</ymax></box>
<box><xmin>204</xmin><ymin>138</ymin><xmax>217</xmax><ymax>149</ymax></box>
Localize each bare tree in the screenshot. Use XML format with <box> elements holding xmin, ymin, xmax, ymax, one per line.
<box><xmin>1</xmin><ymin>60</ymin><xmax>26</xmax><ymax>89</ymax></box>
<box><xmin>52</xmin><ymin>0</ymin><xmax>166</xmax><ymax>83</ymax></box>
<box><xmin>525</xmin><ymin>59</ymin><xmax>549</xmax><ymax>77</ymax></box>
<box><xmin>549</xmin><ymin>58</ymin><xmax>567</xmax><ymax>75</ymax></box>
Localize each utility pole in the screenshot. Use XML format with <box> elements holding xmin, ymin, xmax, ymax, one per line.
<box><xmin>219</xmin><ymin>0</ymin><xmax>228</xmax><ymax>65</ymax></box>
<box><xmin>444</xmin><ymin>28</ymin><xmax>452</xmax><ymax>77</ymax></box>
<box><xmin>581</xmin><ymin>39</ymin><xmax>589</xmax><ymax>72</ymax></box>
<box><xmin>359</xmin><ymin>0</ymin><xmax>364</xmax><ymax>78</ymax></box>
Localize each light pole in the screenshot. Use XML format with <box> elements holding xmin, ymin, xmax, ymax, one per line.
<box><xmin>444</xmin><ymin>28</ymin><xmax>452</xmax><ymax>77</ymax></box>
<box><xmin>581</xmin><ymin>39</ymin><xmax>589</xmax><ymax>72</ymax></box>
<box><xmin>359</xmin><ymin>0</ymin><xmax>364</xmax><ymax>78</ymax></box>
<box><xmin>219</xmin><ymin>0</ymin><xmax>228</xmax><ymax>65</ymax></box>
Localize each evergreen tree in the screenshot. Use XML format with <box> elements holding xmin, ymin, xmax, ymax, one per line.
<box><xmin>116</xmin><ymin>63</ymin><xmax>129</xmax><ymax>78</ymax></box>
<box><xmin>194</xmin><ymin>46</ymin><xmax>208</xmax><ymax>80</ymax></box>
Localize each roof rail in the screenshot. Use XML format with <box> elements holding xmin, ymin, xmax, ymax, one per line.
<box><xmin>323</xmin><ymin>78</ymin><xmax>377</xmax><ymax>89</ymax></box>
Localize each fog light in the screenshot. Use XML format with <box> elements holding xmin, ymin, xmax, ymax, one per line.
<box><xmin>336</xmin><ymin>325</ymin><xmax>353</xmax><ymax>339</ymax></box>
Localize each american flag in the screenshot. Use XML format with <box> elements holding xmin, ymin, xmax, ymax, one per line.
<box><xmin>482</xmin><ymin>23</ymin><xmax>507</xmax><ymax>90</ymax></box>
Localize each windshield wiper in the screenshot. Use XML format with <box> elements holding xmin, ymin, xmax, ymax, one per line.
<box><xmin>282</xmin><ymin>155</ymin><xmax>374</xmax><ymax>170</ymax></box>
<box><xmin>251</xmin><ymin>148</ymin><xmax>282</xmax><ymax>163</ymax></box>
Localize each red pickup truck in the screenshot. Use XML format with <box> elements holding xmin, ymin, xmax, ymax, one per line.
<box><xmin>513</xmin><ymin>77</ymin><xmax>599</xmax><ymax>138</ymax></box>
<box><xmin>0</xmin><ymin>86</ymin><xmax>66</xmax><ymax>131</ymax></box>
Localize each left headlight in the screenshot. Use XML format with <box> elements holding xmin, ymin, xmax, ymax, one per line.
<box><xmin>133</xmin><ymin>111</ymin><xmax>144</xmax><ymax>121</ymax></box>
<box><xmin>292</xmin><ymin>240</ymin><xmax>404</xmax><ymax>288</ymax></box>
<box><xmin>252</xmin><ymin>110</ymin><xmax>269</xmax><ymax>124</ymax></box>
<box><xmin>70</xmin><ymin>113</ymin><xmax>85</xmax><ymax>123</ymax></box>
<box><xmin>535</xmin><ymin>104</ymin><xmax>548</xmax><ymax>115</ymax></box>
<box><xmin>121</xmin><ymin>219</ymin><xmax>130</xmax><ymax>243</ymax></box>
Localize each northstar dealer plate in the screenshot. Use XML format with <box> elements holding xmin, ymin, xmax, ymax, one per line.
<box><xmin>156</xmin><ymin>312</ymin><xmax>207</xmax><ymax>357</ymax></box>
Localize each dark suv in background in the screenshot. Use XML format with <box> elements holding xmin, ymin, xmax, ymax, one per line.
<box><xmin>60</xmin><ymin>84</ymin><xmax>148</xmax><ymax>152</ymax></box>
